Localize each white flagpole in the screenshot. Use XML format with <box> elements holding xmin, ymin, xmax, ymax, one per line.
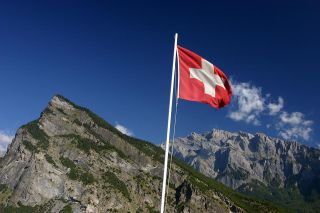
<box><xmin>160</xmin><ymin>33</ymin><xmax>178</xmax><ymax>213</ymax></box>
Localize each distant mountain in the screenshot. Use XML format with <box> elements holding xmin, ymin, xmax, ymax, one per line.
<box><xmin>0</xmin><ymin>95</ymin><xmax>282</xmax><ymax>213</ymax></box>
<box><xmin>167</xmin><ymin>129</ymin><xmax>320</xmax><ymax>212</ymax></box>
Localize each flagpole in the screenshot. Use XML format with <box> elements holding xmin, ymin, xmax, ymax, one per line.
<box><xmin>160</xmin><ymin>33</ymin><xmax>178</xmax><ymax>213</ymax></box>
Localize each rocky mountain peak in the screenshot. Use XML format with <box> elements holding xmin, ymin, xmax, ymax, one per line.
<box><xmin>49</xmin><ymin>95</ymin><xmax>75</xmax><ymax>111</ymax></box>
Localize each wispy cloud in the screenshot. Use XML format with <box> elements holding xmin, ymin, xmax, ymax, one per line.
<box><xmin>115</xmin><ymin>123</ymin><xmax>134</xmax><ymax>136</ymax></box>
<box><xmin>278</xmin><ymin>112</ymin><xmax>313</xmax><ymax>140</ymax></box>
<box><xmin>228</xmin><ymin>81</ymin><xmax>264</xmax><ymax>125</ymax></box>
<box><xmin>228</xmin><ymin>80</ymin><xmax>313</xmax><ymax>142</ymax></box>
<box><xmin>279</xmin><ymin>112</ymin><xmax>312</xmax><ymax>126</ymax></box>
<box><xmin>0</xmin><ymin>131</ymin><xmax>14</xmax><ymax>153</ymax></box>
<box><xmin>267</xmin><ymin>97</ymin><xmax>284</xmax><ymax>115</ymax></box>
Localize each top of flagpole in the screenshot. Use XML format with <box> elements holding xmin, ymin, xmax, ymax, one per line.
<box><xmin>175</xmin><ymin>33</ymin><xmax>180</xmax><ymax>100</ymax></box>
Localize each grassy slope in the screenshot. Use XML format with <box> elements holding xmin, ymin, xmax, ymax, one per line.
<box><xmin>238</xmin><ymin>179</ymin><xmax>320</xmax><ymax>213</ymax></box>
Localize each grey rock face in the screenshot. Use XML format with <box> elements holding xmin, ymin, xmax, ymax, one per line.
<box><xmin>168</xmin><ymin>129</ymin><xmax>320</xmax><ymax>193</ymax></box>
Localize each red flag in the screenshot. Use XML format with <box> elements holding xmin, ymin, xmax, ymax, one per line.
<box><xmin>177</xmin><ymin>45</ymin><xmax>232</xmax><ymax>109</ymax></box>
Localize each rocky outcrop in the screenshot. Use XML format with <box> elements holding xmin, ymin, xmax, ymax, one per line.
<box><xmin>0</xmin><ymin>95</ymin><xmax>278</xmax><ymax>213</ymax></box>
<box><xmin>167</xmin><ymin>129</ymin><xmax>320</xmax><ymax>211</ymax></box>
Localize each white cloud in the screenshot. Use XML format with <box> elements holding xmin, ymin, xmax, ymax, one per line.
<box><xmin>115</xmin><ymin>123</ymin><xmax>134</xmax><ymax>136</ymax></box>
<box><xmin>279</xmin><ymin>112</ymin><xmax>306</xmax><ymax>125</ymax></box>
<box><xmin>228</xmin><ymin>80</ymin><xmax>314</xmax><ymax>142</ymax></box>
<box><xmin>228</xmin><ymin>81</ymin><xmax>265</xmax><ymax>125</ymax></box>
<box><xmin>0</xmin><ymin>131</ymin><xmax>14</xmax><ymax>153</ymax></box>
<box><xmin>279</xmin><ymin>127</ymin><xmax>312</xmax><ymax>141</ymax></box>
<box><xmin>268</xmin><ymin>97</ymin><xmax>284</xmax><ymax>115</ymax></box>
<box><xmin>278</xmin><ymin>111</ymin><xmax>313</xmax><ymax>141</ymax></box>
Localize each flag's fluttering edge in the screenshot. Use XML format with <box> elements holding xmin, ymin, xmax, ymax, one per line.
<box><xmin>177</xmin><ymin>45</ymin><xmax>232</xmax><ymax>109</ymax></box>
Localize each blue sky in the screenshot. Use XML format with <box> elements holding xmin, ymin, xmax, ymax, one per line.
<box><xmin>0</xmin><ymin>0</ymin><xmax>320</xmax><ymax>150</ymax></box>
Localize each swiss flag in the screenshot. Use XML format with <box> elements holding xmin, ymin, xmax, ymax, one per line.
<box><xmin>177</xmin><ymin>45</ymin><xmax>232</xmax><ymax>109</ymax></box>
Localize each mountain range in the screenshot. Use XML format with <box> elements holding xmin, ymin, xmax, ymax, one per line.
<box><xmin>168</xmin><ymin>129</ymin><xmax>320</xmax><ymax>212</ymax></box>
<box><xmin>0</xmin><ymin>95</ymin><xmax>283</xmax><ymax>213</ymax></box>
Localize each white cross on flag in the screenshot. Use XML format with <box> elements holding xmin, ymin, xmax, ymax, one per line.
<box><xmin>177</xmin><ymin>45</ymin><xmax>232</xmax><ymax>109</ymax></box>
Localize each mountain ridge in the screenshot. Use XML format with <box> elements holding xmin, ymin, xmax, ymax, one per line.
<box><xmin>0</xmin><ymin>95</ymin><xmax>284</xmax><ymax>213</ymax></box>
<box><xmin>167</xmin><ymin>128</ymin><xmax>320</xmax><ymax>212</ymax></box>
